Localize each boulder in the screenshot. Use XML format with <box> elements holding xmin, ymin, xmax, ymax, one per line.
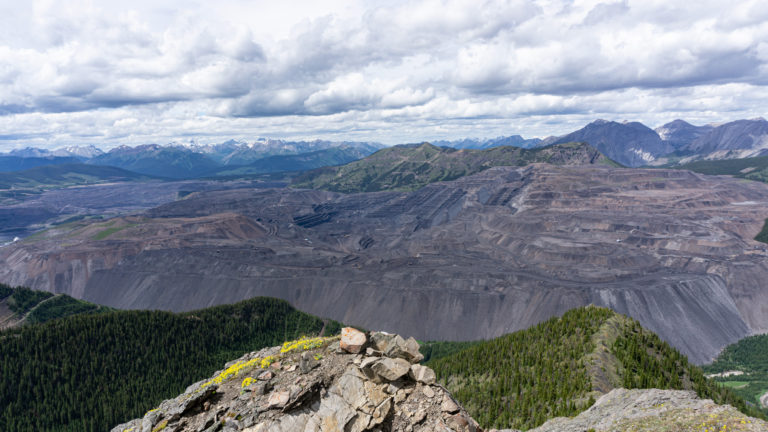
<box><xmin>371</xmin><ymin>332</ymin><xmax>424</xmax><ymax>363</ymax></box>
<box><xmin>340</xmin><ymin>327</ymin><xmax>367</xmax><ymax>354</ymax></box>
<box><xmin>442</xmin><ymin>394</ymin><xmax>460</xmax><ymax>414</ymax></box>
<box><xmin>371</xmin><ymin>357</ymin><xmax>411</xmax><ymax>382</ymax></box>
<box><xmin>409</xmin><ymin>364</ymin><xmax>436</xmax><ymax>384</ymax></box>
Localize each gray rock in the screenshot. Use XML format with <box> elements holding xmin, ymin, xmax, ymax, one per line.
<box><xmin>409</xmin><ymin>364</ymin><xmax>436</xmax><ymax>384</ymax></box>
<box><xmin>441</xmin><ymin>394</ymin><xmax>460</xmax><ymax>414</ymax></box>
<box><xmin>371</xmin><ymin>357</ymin><xmax>411</xmax><ymax>382</ymax></box>
<box><xmin>266</xmin><ymin>390</ymin><xmax>290</xmax><ymax>409</ymax></box>
<box><xmin>299</xmin><ymin>351</ymin><xmax>318</xmax><ymax>374</ymax></box>
<box><xmin>370</xmin><ymin>332</ymin><xmax>396</xmax><ymax>352</ymax></box>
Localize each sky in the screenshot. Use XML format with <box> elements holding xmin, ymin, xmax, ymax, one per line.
<box><xmin>0</xmin><ymin>0</ymin><xmax>767</xmax><ymax>150</ymax></box>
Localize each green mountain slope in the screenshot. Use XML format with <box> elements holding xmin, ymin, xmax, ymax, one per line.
<box><xmin>426</xmin><ymin>306</ymin><xmax>760</xmax><ymax>430</ymax></box>
<box><xmin>0</xmin><ymin>163</ymin><xmax>154</xmax><ymax>191</ymax></box>
<box><xmin>703</xmin><ymin>334</ymin><xmax>768</xmax><ymax>412</ymax></box>
<box><xmin>0</xmin><ymin>296</ymin><xmax>342</xmax><ymax>432</ymax></box>
<box><xmin>292</xmin><ymin>141</ymin><xmax>617</xmax><ymax>193</ymax></box>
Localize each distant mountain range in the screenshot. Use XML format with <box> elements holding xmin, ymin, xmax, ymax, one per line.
<box><xmin>1</xmin><ymin>140</ymin><xmax>386</xmax><ymax>179</ymax></box>
<box><xmin>432</xmin><ymin>135</ymin><xmax>542</xmax><ymax>149</ymax></box>
<box><xmin>3</xmin><ymin>118</ymin><xmax>768</xmax><ymax>178</ymax></box>
<box><xmin>540</xmin><ymin>118</ymin><xmax>768</xmax><ymax>167</ymax></box>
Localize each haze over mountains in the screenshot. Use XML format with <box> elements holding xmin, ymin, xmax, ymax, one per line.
<box><xmin>5</xmin><ymin>118</ymin><xmax>768</xmax><ymax>179</ymax></box>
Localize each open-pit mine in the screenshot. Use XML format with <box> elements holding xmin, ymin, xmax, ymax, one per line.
<box><xmin>2</xmin><ymin>164</ymin><xmax>768</xmax><ymax>364</ymax></box>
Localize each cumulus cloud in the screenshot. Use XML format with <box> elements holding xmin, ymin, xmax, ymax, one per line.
<box><xmin>0</xmin><ymin>0</ymin><xmax>767</xmax><ymax>148</ymax></box>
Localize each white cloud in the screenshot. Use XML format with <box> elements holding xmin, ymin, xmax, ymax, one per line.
<box><xmin>0</xmin><ymin>0</ymin><xmax>767</xmax><ymax>149</ymax></box>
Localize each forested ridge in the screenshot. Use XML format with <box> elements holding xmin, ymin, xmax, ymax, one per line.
<box><xmin>427</xmin><ymin>306</ymin><xmax>762</xmax><ymax>430</ymax></box>
<box><xmin>0</xmin><ymin>295</ymin><xmax>341</xmax><ymax>432</ymax></box>
<box><xmin>0</xmin><ymin>283</ymin><xmax>113</xmax><ymax>325</ymax></box>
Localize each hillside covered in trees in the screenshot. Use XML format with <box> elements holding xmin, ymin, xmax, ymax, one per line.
<box><xmin>703</xmin><ymin>334</ymin><xmax>768</xmax><ymax>412</ymax></box>
<box><xmin>0</xmin><ymin>284</ymin><xmax>114</xmax><ymax>328</ymax></box>
<box><xmin>427</xmin><ymin>306</ymin><xmax>762</xmax><ymax>430</ymax></box>
<box><xmin>0</xmin><ymin>295</ymin><xmax>341</xmax><ymax>432</ymax></box>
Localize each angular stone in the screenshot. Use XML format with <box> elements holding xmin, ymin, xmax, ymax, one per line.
<box><xmin>371</xmin><ymin>397</ymin><xmax>392</xmax><ymax>424</ymax></box>
<box><xmin>384</xmin><ymin>335</ymin><xmax>424</xmax><ymax>363</ymax></box>
<box><xmin>340</xmin><ymin>327</ymin><xmax>367</xmax><ymax>353</ymax></box>
<box><xmin>257</xmin><ymin>370</ymin><xmax>274</xmax><ymax>381</ymax></box>
<box><xmin>409</xmin><ymin>364</ymin><xmax>436</xmax><ymax>384</ymax></box>
<box><xmin>252</xmin><ymin>381</ymin><xmax>270</xmax><ymax>396</ymax></box>
<box><xmin>441</xmin><ymin>394</ymin><xmax>460</xmax><ymax>414</ymax></box>
<box><xmin>266</xmin><ymin>390</ymin><xmax>290</xmax><ymax>409</ymax></box>
<box><xmin>371</xmin><ymin>357</ymin><xmax>411</xmax><ymax>382</ymax></box>
<box><xmin>369</xmin><ymin>332</ymin><xmax>396</xmax><ymax>352</ymax></box>
<box><xmin>299</xmin><ymin>351</ymin><xmax>318</xmax><ymax>374</ymax></box>
<box><xmin>445</xmin><ymin>413</ymin><xmax>477</xmax><ymax>432</ymax></box>
<box><xmin>422</xmin><ymin>386</ymin><xmax>435</xmax><ymax>398</ymax></box>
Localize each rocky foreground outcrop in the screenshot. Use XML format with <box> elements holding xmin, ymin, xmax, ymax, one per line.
<box><xmin>523</xmin><ymin>388</ymin><xmax>767</xmax><ymax>432</ymax></box>
<box><xmin>111</xmin><ymin>329</ymin><xmax>767</xmax><ymax>432</ymax></box>
<box><xmin>111</xmin><ymin>328</ymin><xmax>478</xmax><ymax>432</ymax></box>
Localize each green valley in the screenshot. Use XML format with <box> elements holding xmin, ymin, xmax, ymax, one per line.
<box><xmin>703</xmin><ymin>334</ymin><xmax>768</xmax><ymax>414</ymax></box>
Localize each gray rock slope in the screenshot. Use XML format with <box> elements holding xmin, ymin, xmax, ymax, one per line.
<box><xmin>655</xmin><ymin>119</ymin><xmax>713</xmax><ymax>150</ymax></box>
<box><xmin>504</xmin><ymin>388</ymin><xmax>767</xmax><ymax>432</ymax></box>
<box><xmin>683</xmin><ymin>118</ymin><xmax>768</xmax><ymax>159</ymax></box>
<box><xmin>4</xmin><ymin>164</ymin><xmax>768</xmax><ymax>363</ymax></box>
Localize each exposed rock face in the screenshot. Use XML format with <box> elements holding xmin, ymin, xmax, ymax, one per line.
<box><xmin>523</xmin><ymin>388</ymin><xmax>768</xmax><ymax>432</ymax></box>
<box><xmin>655</xmin><ymin>119</ymin><xmax>714</xmax><ymax>150</ymax></box>
<box><xmin>685</xmin><ymin>118</ymin><xmax>768</xmax><ymax>158</ymax></box>
<box><xmin>110</xmin><ymin>333</ymin><xmax>480</xmax><ymax>432</ymax></box>
<box><xmin>4</xmin><ymin>164</ymin><xmax>768</xmax><ymax>363</ymax></box>
<box><xmin>547</xmin><ymin>119</ymin><xmax>672</xmax><ymax>167</ymax></box>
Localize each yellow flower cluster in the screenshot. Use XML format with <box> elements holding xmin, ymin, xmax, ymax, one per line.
<box><xmin>201</xmin><ymin>357</ymin><xmax>260</xmax><ymax>389</ymax></box>
<box><xmin>260</xmin><ymin>355</ymin><xmax>276</xmax><ymax>369</ymax></box>
<box><xmin>190</xmin><ymin>334</ymin><xmax>334</xmax><ymax>392</ymax></box>
<box><xmin>279</xmin><ymin>336</ymin><xmax>332</xmax><ymax>354</ymax></box>
<box><xmin>241</xmin><ymin>377</ymin><xmax>256</xmax><ymax>388</ymax></box>
<box><xmin>697</xmin><ymin>414</ymin><xmax>752</xmax><ymax>432</ymax></box>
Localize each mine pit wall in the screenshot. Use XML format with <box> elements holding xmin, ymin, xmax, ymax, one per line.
<box><xmin>82</xmin><ymin>263</ymin><xmax>749</xmax><ymax>365</ymax></box>
<box><xmin>724</xmin><ymin>260</ymin><xmax>768</xmax><ymax>337</ymax></box>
